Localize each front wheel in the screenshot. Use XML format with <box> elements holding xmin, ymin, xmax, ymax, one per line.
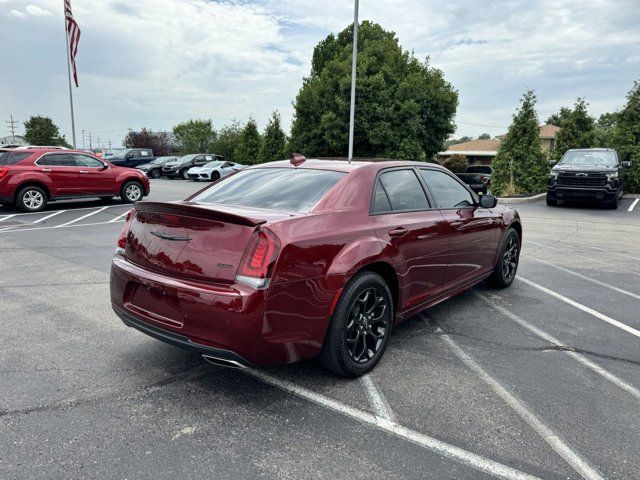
<box><xmin>606</xmin><ymin>195</ymin><xmax>619</xmax><ymax>209</ymax></box>
<box><xmin>181</xmin><ymin>168</ymin><xmax>190</xmax><ymax>180</ymax></box>
<box><xmin>320</xmin><ymin>271</ymin><xmax>393</xmax><ymax>377</ymax></box>
<box><xmin>546</xmin><ymin>194</ymin><xmax>557</xmax><ymax>206</ymax></box>
<box><xmin>16</xmin><ymin>186</ymin><xmax>48</xmax><ymax>212</ymax></box>
<box><xmin>148</xmin><ymin>169</ymin><xmax>161</xmax><ymax>179</ymax></box>
<box><xmin>211</xmin><ymin>171</ymin><xmax>220</xmax><ymax>182</ymax></box>
<box><xmin>120</xmin><ymin>181</ymin><xmax>144</xmax><ymax>204</ymax></box>
<box><xmin>487</xmin><ymin>228</ymin><xmax>520</xmax><ymax>288</ymax></box>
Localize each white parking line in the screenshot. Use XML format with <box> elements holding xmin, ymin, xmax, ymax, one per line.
<box><xmin>527</xmin><ymin>240</ymin><xmax>640</xmax><ymax>264</ymax></box>
<box><xmin>54</xmin><ymin>206</ymin><xmax>110</xmax><ymax>228</ymax></box>
<box><xmin>474</xmin><ymin>292</ymin><xmax>640</xmax><ymax>401</ymax></box>
<box><xmin>32</xmin><ymin>210</ymin><xmax>65</xmax><ymax>225</ymax></box>
<box><xmin>434</xmin><ymin>325</ymin><xmax>606</xmax><ymax>480</ymax></box>
<box><xmin>518</xmin><ymin>277</ymin><xmax>640</xmax><ymax>339</ymax></box>
<box><xmin>108</xmin><ymin>209</ymin><xmax>131</xmax><ymax>223</ymax></box>
<box><xmin>360</xmin><ymin>373</ymin><xmax>396</xmax><ymax>422</ymax></box>
<box><xmin>0</xmin><ymin>219</ymin><xmax>124</xmax><ymax>234</ymax></box>
<box><xmin>628</xmin><ymin>198</ymin><xmax>639</xmax><ymax>212</ymax></box>
<box><xmin>0</xmin><ymin>214</ymin><xmax>17</xmax><ymax>222</ymax></box>
<box><xmin>527</xmin><ymin>256</ymin><xmax>640</xmax><ymax>301</ymax></box>
<box><xmin>245</xmin><ymin>368</ymin><xmax>540</xmax><ymax>480</ymax></box>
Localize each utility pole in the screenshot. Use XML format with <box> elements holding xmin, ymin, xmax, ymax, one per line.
<box><xmin>347</xmin><ymin>0</ymin><xmax>359</xmax><ymax>163</ymax></box>
<box><xmin>97</xmin><ymin>134</ymin><xmax>101</xmax><ymax>150</ymax></box>
<box><xmin>81</xmin><ymin>129</ymin><xmax>85</xmax><ymax>149</ymax></box>
<box><xmin>107</xmin><ymin>139</ymin><xmax>112</xmax><ymax>151</ymax></box>
<box><xmin>5</xmin><ymin>115</ymin><xmax>19</xmax><ymax>144</ymax></box>
<box><xmin>88</xmin><ymin>132</ymin><xmax>93</xmax><ymax>150</ymax></box>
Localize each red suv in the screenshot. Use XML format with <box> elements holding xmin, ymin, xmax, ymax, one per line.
<box><xmin>0</xmin><ymin>148</ymin><xmax>150</xmax><ymax>212</ymax></box>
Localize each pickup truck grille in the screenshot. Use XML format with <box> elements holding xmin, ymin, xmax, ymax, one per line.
<box><xmin>557</xmin><ymin>172</ymin><xmax>607</xmax><ymax>187</ymax></box>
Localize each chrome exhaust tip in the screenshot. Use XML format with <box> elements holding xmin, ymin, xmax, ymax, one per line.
<box><xmin>201</xmin><ymin>354</ymin><xmax>246</xmax><ymax>369</ymax></box>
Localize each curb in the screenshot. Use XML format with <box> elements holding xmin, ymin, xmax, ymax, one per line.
<box><xmin>497</xmin><ymin>193</ymin><xmax>546</xmax><ymax>204</ymax></box>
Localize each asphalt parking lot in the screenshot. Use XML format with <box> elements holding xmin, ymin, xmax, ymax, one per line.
<box><xmin>1</xmin><ymin>180</ymin><xmax>639</xmax><ymax>480</ymax></box>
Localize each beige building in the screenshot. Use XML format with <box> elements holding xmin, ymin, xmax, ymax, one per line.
<box><xmin>438</xmin><ymin>124</ymin><xmax>560</xmax><ymax>165</ymax></box>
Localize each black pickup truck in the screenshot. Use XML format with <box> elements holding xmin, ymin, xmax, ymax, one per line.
<box><xmin>455</xmin><ymin>165</ymin><xmax>492</xmax><ymax>194</ymax></box>
<box><xmin>547</xmin><ymin>148</ymin><xmax>630</xmax><ymax>209</ymax></box>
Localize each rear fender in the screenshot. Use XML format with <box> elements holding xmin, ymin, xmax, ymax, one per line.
<box><xmin>326</xmin><ymin>236</ymin><xmax>392</xmax><ymax>278</ymax></box>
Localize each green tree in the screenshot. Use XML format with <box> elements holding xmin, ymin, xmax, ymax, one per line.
<box><xmin>477</xmin><ymin>133</ymin><xmax>491</xmax><ymax>140</ymax></box>
<box><xmin>552</xmin><ymin>98</ymin><xmax>596</xmax><ymax>159</ymax></box>
<box><xmin>23</xmin><ymin>115</ymin><xmax>69</xmax><ymax>146</ymax></box>
<box><xmin>259</xmin><ymin>111</ymin><xmax>287</xmax><ymax>163</ymax></box>
<box><xmin>290</xmin><ymin>21</ymin><xmax>457</xmax><ymax>160</ymax></box>
<box><xmin>546</xmin><ymin>107</ymin><xmax>572</xmax><ymax>127</ymax></box>
<box><xmin>444</xmin><ymin>135</ymin><xmax>472</xmax><ymax>148</ymax></box>
<box><xmin>173</xmin><ymin>119</ymin><xmax>216</xmax><ymax>154</ymax></box>
<box><xmin>595</xmin><ymin>111</ymin><xmax>619</xmax><ymax>146</ymax></box>
<box><xmin>234</xmin><ymin>118</ymin><xmax>262</xmax><ymax>164</ymax></box>
<box><xmin>211</xmin><ymin>120</ymin><xmax>242</xmax><ymax>161</ymax></box>
<box><xmin>492</xmin><ymin>90</ymin><xmax>548</xmax><ymax>196</ymax></box>
<box><xmin>608</xmin><ymin>81</ymin><xmax>640</xmax><ymax>192</ymax></box>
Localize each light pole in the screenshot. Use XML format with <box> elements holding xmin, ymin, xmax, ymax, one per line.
<box><xmin>347</xmin><ymin>0</ymin><xmax>359</xmax><ymax>163</ymax></box>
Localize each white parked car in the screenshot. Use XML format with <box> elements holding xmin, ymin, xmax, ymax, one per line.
<box><xmin>186</xmin><ymin>160</ymin><xmax>246</xmax><ymax>181</ymax></box>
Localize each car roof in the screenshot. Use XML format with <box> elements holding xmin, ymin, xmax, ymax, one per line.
<box><xmin>248</xmin><ymin>158</ymin><xmax>449</xmax><ymax>173</ymax></box>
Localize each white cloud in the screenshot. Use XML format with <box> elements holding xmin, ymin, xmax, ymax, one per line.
<box><xmin>8</xmin><ymin>8</ymin><xmax>25</xmax><ymax>17</ymax></box>
<box><xmin>25</xmin><ymin>4</ymin><xmax>51</xmax><ymax>16</ymax></box>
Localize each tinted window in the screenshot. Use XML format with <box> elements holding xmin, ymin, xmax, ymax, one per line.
<box><xmin>193</xmin><ymin>168</ymin><xmax>346</xmax><ymax>212</ymax></box>
<box><xmin>73</xmin><ymin>154</ymin><xmax>104</xmax><ymax>167</ymax></box>
<box><xmin>378</xmin><ymin>169</ymin><xmax>429</xmax><ymax>211</ymax></box>
<box><xmin>372</xmin><ymin>180</ymin><xmax>392</xmax><ymax>213</ymax></box>
<box><xmin>420</xmin><ymin>169</ymin><xmax>474</xmax><ymax>208</ymax></box>
<box><xmin>466</xmin><ymin>165</ymin><xmax>491</xmax><ymax>174</ymax></box>
<box><xmin>37</xmin><ymin>153</ymin><xmax>75</xmax><ymax>166</ymax></box>
<box><xmin>0</xmin><ymin>152</ymin><xmax>32</xmax><ymax>165</ymax></box>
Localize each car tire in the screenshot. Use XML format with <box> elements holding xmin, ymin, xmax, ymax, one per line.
<box><xmin>181</xmin><ymin>168</ymin><xmax>190</xmax><ymax>180</ymax></box>
<box><xmin>487</xmin><ymin>228</ymin><xmax>520</xmax><ymax>289</ymax></box>
<box><xmin>148</xmin><ymin>169</ymin><xmax>161</xmax><ymax>179</ymax></box>
<box><xmin>320</xmin><ymin>271</ymin><xmax>393</xmax><ymax>377</ymax></box>
<box><xmin>482</xmin><ymin>185</ymin><xmax>488</xmax><ymax>195</ymax></box>
<box><xmin>546</xmin><ymin>194</ymin><xmax>557</xmax><ymax>206</ymax></box>
<box><xmin>120</xmin><ymin>181</ymin><xmax>144</xmax><ymax>204</ymax></box>
<box><xmin>211</xmin><ymin>171</ymin><xmax>220</xmax><ymax>182</ymax></box>
<box><xmin>606</xmin><ymin>195</ymin><xmax>619</xmax><ymax>209</ymax></box>
<box><xmin>16</xmin><ymin>185</ymin><xmax>48</xmax><ymax>212</ymax></box>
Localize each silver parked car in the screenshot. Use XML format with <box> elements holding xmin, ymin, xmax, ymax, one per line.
<box><xmin>186</xmin><ymin>160</ymin><xmax>246</xmax><ymax>181</ymax></box>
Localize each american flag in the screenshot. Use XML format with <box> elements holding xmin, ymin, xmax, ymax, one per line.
<box><xmin>64</xmin><ymin>0</ymin><xmax>81</xmax><ymax>87</ymax></box>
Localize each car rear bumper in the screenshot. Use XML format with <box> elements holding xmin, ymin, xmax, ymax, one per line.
<box><xmin>547</xmin><ymin>186</ymin><xmax>618</xmax><ymax>201</ymax></box>
<box><xmin>110</xmin><ymin>256</ymin><xmax>329</xmax><ymax>366</ymax></box>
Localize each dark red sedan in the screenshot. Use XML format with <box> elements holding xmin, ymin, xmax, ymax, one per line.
<box><xmin>110</xmin><ymin>157</ymin><xmax>521</xmax><ymax>376</ymax></box>
<box><xmin>0</xmin><ymin>148</ymin><xmax>150</xmax><ymax>212</ymax></box>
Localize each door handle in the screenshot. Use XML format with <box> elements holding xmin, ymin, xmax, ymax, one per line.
<box><xmin>388</xmin><ymin>227</ymin><xmax>409</xmax><ymax>237</ymax></box>
<box><xmin>79</xmin><ymin>170</ymin><xmax>89</xmax><ymax>174</ymax></box>
<box><xmin>41</xmin><ymin>168</ymin><xmax>52</xmax><ymax>173</ymax></box>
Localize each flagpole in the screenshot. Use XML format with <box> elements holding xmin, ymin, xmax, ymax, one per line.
<box><xmin>64</xmin><ymin>4</ymin><xmax>77</xmax><ymax>148</ymax></box>
<box><xmin>347</xmin><ymin>0</ymin><xmax>358</xmax><ymax>163</ymax></box>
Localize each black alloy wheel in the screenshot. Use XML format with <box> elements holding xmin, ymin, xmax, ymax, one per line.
<box><xmin>487</xmin><ymin>228</ymin><xmax>520</xmax><ymax>288</ymax></box>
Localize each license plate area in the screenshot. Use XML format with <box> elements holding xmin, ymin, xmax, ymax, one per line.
<box><xmin>124</xmin><ymin>282</ymin><xmax>184</xmax><ymax>329</ymax></box>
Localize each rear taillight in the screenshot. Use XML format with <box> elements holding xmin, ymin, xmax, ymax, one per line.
<box><xmin>0</xmin><ymin>167</ymin><xmax>9</xmax><ymax>179</ymax></box>
<box><xmin>115</xmin><ymin>210</ymin><xmax>135</xmax><ymax>255</ymax></box>
<box><xmin>235</xmin><ymin>229</ymin><xmax>281</xmax><ymax>289</ymax></box>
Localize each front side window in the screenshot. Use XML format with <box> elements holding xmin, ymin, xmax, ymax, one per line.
<box><xmin>193</xmin><ymin>168</ymin><xmax>346</xmax><ymax>212</ymax></box>
<box><xmin>420</xmin><ymin>169</ymin><xmax>474</xmax><ymax>208</ymax></box>
<box><xmin>377</xmin><ymin>169</ymin><xmax>429</xmax><ymax>212</ymax></box>
<box><xmin>37</xmin><ymin>153</ymin><xmax>74</xmax><ymax>167</ymax></box>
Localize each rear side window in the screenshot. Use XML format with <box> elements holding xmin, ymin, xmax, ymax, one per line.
<box><xmin>0</xmin><ymin>152</ymin><xmax>32</xmax><ymax>165</ymax></box>
<box><xmin>37</xmin><ymin>153</ymin><xmax>75</xmax><ymax>166</ymax></box>
<box><xmin>376</xmin><ymin>169</ymin><xmax>429</xmax><ymax>212</ymax></box>
<box><xmin>193</xmin><ymin>168</ymin><xmax>346</xmax><ymax>212</ymax></box>
<box><xmin>420</xmin><ymin>169</ymin><xmax>474</xmax><ymax>208</ymax></box>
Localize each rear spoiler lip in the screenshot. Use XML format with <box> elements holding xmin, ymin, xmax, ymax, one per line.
<box><xmin>134</xmin><ymin>201</ymin><xmax>268</xmax><ymax>227</ymax></box>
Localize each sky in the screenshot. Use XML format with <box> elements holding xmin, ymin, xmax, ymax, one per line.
<box><xmin>1</xmin><ymin>0</ymin><xmax>639</xmax><ymax>148</ymax></box>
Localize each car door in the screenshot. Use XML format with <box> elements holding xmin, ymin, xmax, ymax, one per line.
<box><xmin>369</xmin><ymin>168</ymin><xmax>450</xmax><ymax>312</ymax></box>
<box><xmin>419</xmin><ymin>168</ymin><xmax>501</xmax><ymax>290</ymax></box>
<box><xmin>72</xmin><ymin>153</ymin><xmax>117</xmax><ymax>195</ymax></box>
<box><xmin>35</xmin><ymin>152</ymin><xmax>81</xmax><ymax>197</ymax></box>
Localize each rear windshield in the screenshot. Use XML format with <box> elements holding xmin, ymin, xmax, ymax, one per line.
<box><xmin>192</xmin><ymin>167</ymin><xmax>346</xmax><ymax>212</ymax></box>
<box><xmin>466</xmin><ymin>166</ymin><xmax>491</xmax><ymax>173</ymax></box>
<box><xmin>0</xmin><ymin>152</ymin><xmax>32</xmax><ymax>165</ymax></box>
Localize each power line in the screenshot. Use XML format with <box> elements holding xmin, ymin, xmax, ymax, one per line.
<box><xmin>4</xmin><ymin>115</ymin><xmax>19</xmax><ymax>142</ymax></box>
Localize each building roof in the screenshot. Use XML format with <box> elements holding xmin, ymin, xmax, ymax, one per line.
<box><xmin>439</xmin><ymin>139</ymin><xmax>501</xmax><ymax>156</ymax></box>
<box><xmin>539</xmin><ymin>124</ymin><xmax>560</xmax><ymax>139</ymax></box>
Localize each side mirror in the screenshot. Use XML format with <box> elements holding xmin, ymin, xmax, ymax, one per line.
<box><xmin>479</xmin><ymin>194</ymin><xmax>498</xmax><ymax>208</ymax></box>
<box><xmin>549</xmin><ymin>160</ymin><xmax>556</xmax><ymax>167</ymax></box>
<box><xmin>622</xmin><ymin>160</ymin><xmax>631</xmax><ymax>169</ymax></box>
<box><xmin>100</xmin><ymin>163</ymin><xmax>109</xmax><ymax>171</ymax></box>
